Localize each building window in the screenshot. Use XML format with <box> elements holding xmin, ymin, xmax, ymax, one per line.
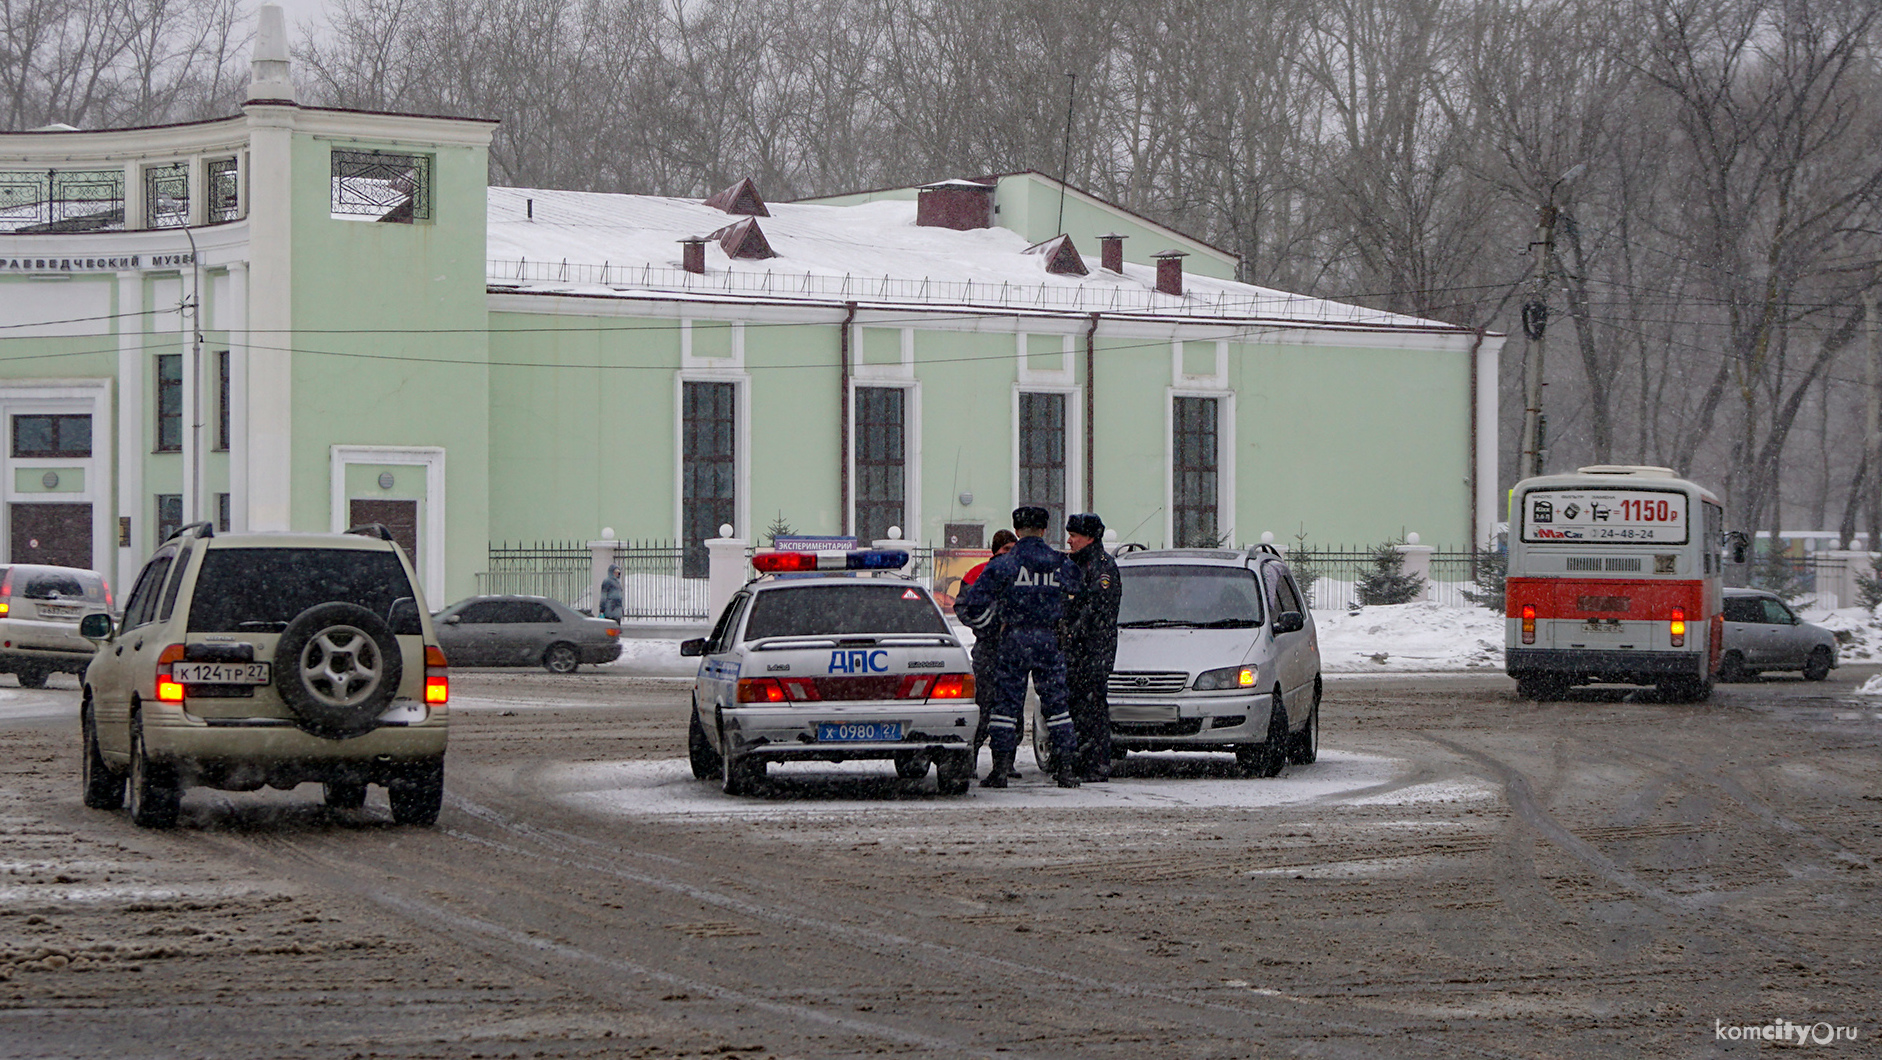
<box><xmin>12</xmin><ymin>414</ymin><xmax>91</xmax><ymax>458</ymax></box>
<box><xmin>1173</xmin><ymin>396</ymin><xmax>1219</xmax><ymax>547</ymax></box>
<box><xmin>215</xmin><ymin>350</ymin><xmax>230</xmax><ymax>451</ymax></box>
<box><xmin>682</xmin><ymin>381</ymin><xmax>737</xmax><ymax>578</ymax></box>
<box><xmin>330</xmin><ymin>148</ymin><xmax>432</xmax><ymax>223</ymax></box>
<box><xmin>855</xmin><ymin>387</ymin><xmax>905</xmax><ymax>543</ymax></box>
<box><xmin>156</xmin><ymin>354</ymin><xmax>182</xmax><ymax>452</ymax></box>
<box><xmin>217</xmin><ymin>493</ymin><xmax>230</xmax><ymax>532</ymax></box>
<box><xmin>1019</xmin><ymin>392</ymin><xmax>1067</xmax><ymax>536</ymax></box>
<box><xmin>0</xmin><ymin>168</ymin><xmax>124</xmax><ymax>232</ymax></box>
<box><xmin>156</xmin><ymin>494</ymin><xmax>182</xmax><ymax>543</ymax></box>
<box><xmin>206</xmin><ymin>158</ymin><xmax>240</xmax><ymax>222</ymax></box>
<box><xmin>144</xmin><ymin>162</ymin><xmax>188</xmax><ymax>227</ymax></box>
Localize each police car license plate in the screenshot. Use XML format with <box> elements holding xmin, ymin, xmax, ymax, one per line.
<box><xmin>171</xmin><ymin>662</ymin><xmax>271</xmax><ymax>685</ymax></box>
<box><xmin>817</xmin><ymin>721</ymin><xmax>902</xmax><ymax>742</ymax></box>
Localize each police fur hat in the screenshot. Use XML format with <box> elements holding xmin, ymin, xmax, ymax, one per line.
<box><xmin>1065</xmin><ymin>512</ymin><xmax>1105</xmax><ymax>537</ymax></box>
<box><xmin>1011</xmin><ymin>506</ymin><xmax>1050</xmax><ymax>530</ymax></box>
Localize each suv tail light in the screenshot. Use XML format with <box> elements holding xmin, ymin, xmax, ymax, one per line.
<box><xmin>156</xmin><ymin>643</ymin><xmax>187</xmax><ymax>702</ymax></box>
<box><xmin>0</xmin><ymin>567</ymin><xmax>12</xmax><ymax>615</ymax></box>
<box><xmin>425</xmin><ymin>644</ymin><xmax>449</xmax><ymax>704</ymax></box>
<box><xmin>1520</xmin><ymin>604</ymin><xmax>1536</xmax><ymax>645</ymax></box>
<box><xmin>1669</xmin><ymin>607</ymin><xmax>1686</xmax><ymax>647</ymax></box>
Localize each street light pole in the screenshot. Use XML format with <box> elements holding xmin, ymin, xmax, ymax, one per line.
<box><xmin>1518</xmin><ymin>164</ymin><xmax>1584</xmax><ymax>481</ymax></box>
<box><xmin>179</xmin><ymin>223</ymin><xmax>204</xmax><ymax>528</ymax></box>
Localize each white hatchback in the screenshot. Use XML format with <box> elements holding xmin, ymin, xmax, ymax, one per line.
<box><xmin>681</xmin><ymin>552</ymin><xmax>978</xmax><ymax>796</ymax></box>
<box><xmin>1102</xmin><ymin>546</ymin><xmax>1322</xmax><ymax>776</ymax></box>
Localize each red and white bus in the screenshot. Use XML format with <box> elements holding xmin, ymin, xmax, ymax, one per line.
<box><xmin>1505</xmin><ymin>466</ymin><xmax>1723</xmax><ymax>701</ymax></box>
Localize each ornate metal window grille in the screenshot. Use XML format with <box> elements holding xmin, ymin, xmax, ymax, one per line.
<box><xmin>0</xmin><ymin>169</ymin><xmax>125</xmax><ymax>232</ymax></box>
<box><xmin>207</xmin><ymin>158</ymin><xmax>241</xmax><ymax>221</ymax></box>
<box><xmin>144</xmin><ymin>162</ymin><xmax>189</xmax><ymax>227</ymax></box>
<box><xmin>330</xmin><ymin>148</ymin><xmax>431</xmax><ymax>222</ymax></box>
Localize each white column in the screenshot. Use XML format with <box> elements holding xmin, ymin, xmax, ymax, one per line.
<box><xmin>116</xmin><ymin>271</ymin><xmax>145</xmax><ymax>588</ymax></box>
<box><xmin>244</xmin><ymin>105</ymin><xmax>294</xmax><ymax>531</ymax></box>
<box><xmin>181</xmin><ymin>267</ymin><xmax>198</xmax><ymax>526</ymax></box>
<box><xmin>589</xmin><ymin>532</ymin><xmax>617</xmax><ymax>616</ymax></box>
<box><xmin>1823</xmin><ymin>550</ymin><xmax>1873</xmax><ymax>612</ymax></box>
<box><xmin>226</xmin><ymin>262</ymin><xmax>249</xmax><ymax>531</ymax></box>
<box><xmin>1399</xmin><ymin>536</ymin><xmax>1436</xmax><ymax>602</ymax></box>
<box><xmin>706</xmin><ymin>531</ymin><xmax>747</xmax><ymax>621</ymax></box>
<box><xmin>1475</xmin><ymin>335</ymin><xmax>1504</xmax><ymax>548</ymax></box>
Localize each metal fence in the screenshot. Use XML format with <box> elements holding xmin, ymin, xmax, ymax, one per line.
<box><xmin>1285</xmin><ymin>546</ymin><xmax>1486</xmax><ymax>610</ymax></box>
<box><xmin>477</xmin><ymin>540</ymin><xmax>938</xmax><ymax>622</ymax></box>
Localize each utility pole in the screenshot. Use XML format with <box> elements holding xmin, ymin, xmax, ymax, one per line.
<box><xmin>1866</xmin><ymin>276</ymin><xmax>1879</xmax><ymax>552</ymax></box>
<box><xmin>1518</xmin><ymin>164</ymin><xmax>1584</xmax><ymax>481</ymax></box>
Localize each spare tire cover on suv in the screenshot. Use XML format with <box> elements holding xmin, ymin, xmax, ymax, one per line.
<box><xmin>274</xmin><ymin>602</ymin><xmax>404</xmax><ymax>739</ymax></box>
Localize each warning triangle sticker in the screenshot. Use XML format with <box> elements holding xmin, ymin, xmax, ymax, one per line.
<box><xmin>902</xmin><ymin>589</ymin><xmax>921</xmax><ymax>600</ymax></box>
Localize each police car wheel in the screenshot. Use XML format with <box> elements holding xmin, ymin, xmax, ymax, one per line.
<box><xmin>687</xmin><ymin>707</ymin><xmax>721</xmax><ymax>780</ymax></box>
<box><xmin>893</xmin><ymin>752</ymin><xmax>930</xmax><ymax>780</ymax></box>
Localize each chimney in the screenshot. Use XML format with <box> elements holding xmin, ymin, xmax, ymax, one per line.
<box><xmin>680</xmin><ymin>237</ymin><xmax>708</xmax><ymax>274</ymax></box>
<box><xmin>246</xmin><ymin>3</ymin><xmax>297</xmax><ymax>104</ymax></box>
<box><xmin>1153</xmin><ymin>250</ymin><xmax>1187</xmax><ymax>296</ymax></box>
<box><xmin>1099</xmin><ymin>233</ymin><xmax>1125</xmax><ymax>273</ymax></box>
<box><xmin>916</xmin><ymin>179</ymin><xmax>995</xmax><ymax>230</ymax></box>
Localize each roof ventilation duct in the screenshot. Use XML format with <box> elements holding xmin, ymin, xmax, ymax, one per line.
<box><xmin>1153</xmin><ymin>249</ymin><xmax>1187</xmax><ymax>296</ymax></box>
<box><xmin>1099</xmin><ymin>233</ymin><xmax>1125</xmax><ymax>273</ymax></box>
<box><xmin>680</xmin><ymin>236</ymin><xmax>709</xmax><ymax>274</ymax></box>
<box><xmin>916</xmin><ymin>179</ymin><xmax>995</xmax><ymax>230</ymax></box>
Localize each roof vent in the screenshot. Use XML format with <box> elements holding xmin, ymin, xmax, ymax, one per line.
<box><xmin>710</xmin><ymin>217</ymin><xmax>777</xmax><ymax>260</ymax></box>
<box><xmin>246</xmin><ymin>3</ymin><xmax>297</xmax><ymax>103</ymax></box>
<box><xmin>1153</xmin><ymin>249</ymin><xmax>1187</xmax><ymax>296</ymax></box>
<box><xmin>680</xmin><ymin>236</ymin><xmax>709</xmax><ymax>274</ymax></box>
<box><xmin>704</xmin><ymin>176</ymin><xmax>770</xmax><ymax>217</ymax></box>
<box><xmin>1023</xmin><ymin>234</ymin><xmax>1087</xmax><ymax>276</ymax></box>
<box><xmin>916</xmin><ymin>179</ymin><xmax>995</xmax><ymax>230</ymax></box>
<box><xmin>1099</xmin><ymin>233</ymin><xmax>1125</xmax><ymax>273</ymax></box>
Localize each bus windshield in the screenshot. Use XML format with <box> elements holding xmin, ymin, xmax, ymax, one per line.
<box><xmin>1519</xmin><ymin>487</ymin><xmax>1689</xmax><ymax>545</ymax></box>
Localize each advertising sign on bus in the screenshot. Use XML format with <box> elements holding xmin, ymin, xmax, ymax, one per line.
<box><xmin>1520</xmin><ymin>489</ymin><xmax>1689</xmax><ymax>544</ymax></box>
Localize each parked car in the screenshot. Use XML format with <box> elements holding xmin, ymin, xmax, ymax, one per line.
<box><xmin>0</xmin><ymin>563</ymin><xmax>111</xmax><ymax>687</ymax></box>
<box><xmin>1096</xmin><ymin>545</ymin><xmax>1321</xmax><ymax>777</ymax></box>
<box><xmin>432</xmin><ymin>595</ymin><xmax>622</xmax><ymax>672</ymax></box>
<box><xmin>682</xmin><ymin>549</ymin><xmax>977</xmax><ymax>796</ymax></box>
<box><xmin>79</xmin><ymin>523</ymin><xmax>450</xmax><ymax>828</ymax></box>
<box><xmin>1719</xmin><ymin>588</ymin><xmax>1837</xmax><ymax>681</ymax></box>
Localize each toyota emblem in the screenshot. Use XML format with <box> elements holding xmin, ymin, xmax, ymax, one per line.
<box><xmin>1132</xmin><ymin>676</ymin><xmax>1151</xmax><ymax>687</ymax></box>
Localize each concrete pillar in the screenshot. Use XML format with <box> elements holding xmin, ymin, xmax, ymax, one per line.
<box><xmin>707</xmin><ymin>528</ymin><xmax>748</xmax><ymax>621</ymax></box>
<box><xmin>588</xmin><ymin>529</ymin><xmax>617</xmax><ymax>616</ymax></box>
<box><xmin>1823</xmin><ymin>550</ymin><xmax>1874</xmax><ymax>611</ymax></box>
<box><xmin>1399</xmin><ymin>533</ymin><xmax>1435</xmax><ymax>601</ymax></box>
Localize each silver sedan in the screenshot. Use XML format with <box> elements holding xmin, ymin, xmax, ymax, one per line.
<box><xmin>432</xmin><ymin>595</ymin><xmax>623</xmax><ymax>672</ymax></box>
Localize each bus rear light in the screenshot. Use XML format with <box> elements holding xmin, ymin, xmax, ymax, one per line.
<box><xmin>1670</xmin><ymin>607</ymin><xmax>1686</xmax><ymax>646</ymax></box>
<box><xmin>1520</xmin><ymin>604</ymin><xmax>1536</xmax><ymax>645</ymax></box>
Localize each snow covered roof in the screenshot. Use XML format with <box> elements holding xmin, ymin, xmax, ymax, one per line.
<box><xmin>485</xmin><ymin>186</ymin><xmax>1464</xmax><ymax>332</ymax></box>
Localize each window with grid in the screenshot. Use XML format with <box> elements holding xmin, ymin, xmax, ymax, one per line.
<box><xmin>144</xmin><ymin>162</ymin><xmax>188</xmax><ymax>227</ymax></box>
<box><xmin>1173</xmin><ymin>396</ymin><xmax>1219</xmax><ymax>547</ymax></box>
<box><xmin>855</xmin><ymin>387</ymin><xmax>906</xmax><ymax>543</ymax></box>
<box><xmin>12</xmin><ymin>415</ymin><xmax>91</xmax><ymax>458</ymax></box>
<box><xmin>207</xmin><ymin>158</ymin><xmax>240</xmax><ymax>221</ymax></box>
<box><xmin>156</xmin><ymin>494</ymin><xmax>182</xmax><ymax>543</ymax></box>
<box><xmin>682</xmin><ymin>381</ymin><xmax>737</xmax><ymax>578</ymax></box>
<box><xmin>1019</xmin><ymin>392</ymin><xmax>1067</xmax><ymax>536</ymax></box>
<box><xmin>156</xmin><ymin>354</ymin><xmax>181</xmax><ymax>452</ymax></box>
<box><xmin>330</xmin><ymin>148</ymin><xmax>431</xmax><ymax>222</ymax></box>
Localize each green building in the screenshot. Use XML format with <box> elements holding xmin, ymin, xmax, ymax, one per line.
<box><xmin>0</xmin><ymin>5</ymin><xmax>1500</xmax><ymax>608</ymax></box>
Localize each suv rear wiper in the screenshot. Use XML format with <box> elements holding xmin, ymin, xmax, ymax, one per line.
<box><xmin>1118</xmin><ymin>619</ymin><xmax>1203</xmax><ymax>628</ymax></box>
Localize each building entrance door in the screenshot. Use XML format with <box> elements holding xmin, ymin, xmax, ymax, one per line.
<box><xmin>350</xmin><ymin>499</ymin><xmax>419</xmax><ymax>567</ymax></box>
<box><xmin>10</xmin><ymin>503</ymin><xmax>92</xmax><ymax>568</ymax></box>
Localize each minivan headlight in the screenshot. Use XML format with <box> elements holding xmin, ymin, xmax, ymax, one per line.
<box><xmin>1194</xmin><ymin>665</ymin><xmax>1256</xmax><ymax>691</ymax></box>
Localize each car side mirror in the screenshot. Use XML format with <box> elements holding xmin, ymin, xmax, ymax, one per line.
<box><xmin>443</xmin><ymin>614</ymin><xmax>461</xmax><ymax>625</ymax></box>
<box><xmin>79</xmin><ymin>612</ymin><xmax>114</xmax><ymax>642</ymax></box>
<box><xmin>680</xmin><ymin>637</ymin><xmax>707</xmax><ymax>657</ymax></box>
<box><xmin>1273</xmin><ymin>611</ymin><xmax>1305</xmax><ymax>635</ymax></box>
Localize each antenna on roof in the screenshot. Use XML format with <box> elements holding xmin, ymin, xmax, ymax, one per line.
<box><xmin>1057</xmin><ymin>73</ymin><xmax>1076</xmax><ymax>236</ymax></box>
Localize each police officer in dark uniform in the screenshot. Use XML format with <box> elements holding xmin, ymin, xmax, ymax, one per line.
<box><xmin>957</xmin><ymin>506</ymin><xmax>1083</xmax><ymax>788</ymax></box>
<box><xmin>1061</xmin><ymin>513</ymin><xmax>1121</xmax><ymax>781</ymax></box>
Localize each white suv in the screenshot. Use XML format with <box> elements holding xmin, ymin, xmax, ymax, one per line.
<box><xmin>79</xmin><ymin>523</ymin><xmax>450</xmax><ymax>827</ymax></box>
<box><xmin>1101</xmin><ymin>546</ymin><xmax>1321</xmax><ymax>776</ymax></box>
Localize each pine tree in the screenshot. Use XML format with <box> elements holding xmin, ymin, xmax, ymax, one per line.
<box><xmin>1461</xmin><ymin>546</ymin><xmax>1507</xmax><ymax>611</ymax></box>
<box><xmin>1287</xmin><ymin>529</ymin><xmax>1321</xmax><ymax>607</ymax></box>
<box><xmin>1355</xmin><ymin>540</ymin><xmax>1425</xmax><ymax>605</ymax></box>
<box><xmin>764</xmin><ymin>511</ymin><xmax>794</xmax><ymax>547</ymax></box>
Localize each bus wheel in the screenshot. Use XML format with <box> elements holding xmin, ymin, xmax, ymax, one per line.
<box><xmin>1515</xmin><ymin>677</ymin><xmax>1562</xmax><ymax>701</ymax></box>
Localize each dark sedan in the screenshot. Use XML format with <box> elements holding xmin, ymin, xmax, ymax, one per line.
<box><xmin>432</xmin><ymin>595</ymin><xmax>623</xmax><ymax>672</ymax></box>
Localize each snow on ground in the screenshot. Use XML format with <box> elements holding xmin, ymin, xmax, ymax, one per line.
<box><xmin>1806</xmin><ymin>603</ymin><xmax>1882</xmax><ymax>666</ymax></box>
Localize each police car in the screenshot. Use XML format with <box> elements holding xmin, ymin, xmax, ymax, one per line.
<box><xmin>680</xmin><ymin>549</ymin><xmax>978</xmax><ymax>796</ymax></box>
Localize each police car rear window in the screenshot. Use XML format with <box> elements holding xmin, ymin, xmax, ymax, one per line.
<box><xmin>744</xmin><ymin>583</ymin><xmax>948</xmax><ymax>640</ymax></box>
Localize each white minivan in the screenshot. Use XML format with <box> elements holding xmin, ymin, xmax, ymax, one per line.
<box><xmin>1096</xmin><ymin>546</ymin><xmax>1321</xmax><ymax>777</ymax></box>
